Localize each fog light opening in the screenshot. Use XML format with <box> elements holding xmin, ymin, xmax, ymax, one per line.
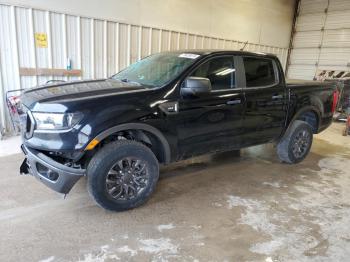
<box><xmin>36</xmin><ymin>163</ymin><xmax>59</xmax><ymax>181</ymax></box>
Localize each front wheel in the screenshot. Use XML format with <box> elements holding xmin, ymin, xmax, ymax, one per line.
<box><xmin>277</xmin><ymin>120</ymin><xmax>313</xmax><ymax>164</ymax></box>
<box><xmin>87</xmin><ymin>140</ymin><xmax>159</xmax><ymax>211</ymax></box>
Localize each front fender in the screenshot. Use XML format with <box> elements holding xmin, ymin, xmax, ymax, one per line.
<box><xmin>88</xmin><ymin>123</ymin><xmax>171</xmax><ymax>164</ymax></box>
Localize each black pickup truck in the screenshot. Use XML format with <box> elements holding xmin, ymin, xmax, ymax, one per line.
<box><xmin>19</xmin><ymin>50</ymin><xmax>337</xmax><ymax>211</ymax></box>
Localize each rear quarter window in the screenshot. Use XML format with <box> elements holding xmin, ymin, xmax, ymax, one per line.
<box><xmin>243</xmin><ymin>57</ymin><xmax>277</xmax><ymax>87</ymax></box>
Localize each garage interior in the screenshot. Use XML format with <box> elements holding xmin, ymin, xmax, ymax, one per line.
<box><xmin>0</xmin><ymin>0</ymin><xmax>350</xmax><ymax>261</ymax></box>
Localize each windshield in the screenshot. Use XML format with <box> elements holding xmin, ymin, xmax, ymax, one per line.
<box><xmin>111</xmin><ymin>52</ymin><xmax>201</xmax><ymax>87</ymax></box>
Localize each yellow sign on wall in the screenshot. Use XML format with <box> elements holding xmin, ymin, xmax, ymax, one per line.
<box><xmin>35</xmin><ymin>33</ymin><xmax>48</xmax><ymax>48</ymax></box>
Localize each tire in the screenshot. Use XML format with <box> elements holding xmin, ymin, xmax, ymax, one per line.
<box><xmin>87</xmin><ymin>140</ymin><xmax>159</xmax><ymax>211</ymax></box>
<box><xmin>277</xmin><ymin>120</ymin><xmax>313</xmax><ymax>164</ymax></box>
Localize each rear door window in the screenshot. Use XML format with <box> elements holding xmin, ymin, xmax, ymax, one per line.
<box><xmin>243</xmin><ymin>57</ymin><xmax>277</xmax><ymax>87</ymax></box>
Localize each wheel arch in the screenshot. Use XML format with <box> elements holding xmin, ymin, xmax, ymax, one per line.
<box><xmin>92</xmin><ymin>123</ymin><xmax>171</xmax><ymax>164</ymax></box>
<box><xmin>288</xmin><ymin>106</ymin><xmax>321</xmax><ymax>134</ymax></box>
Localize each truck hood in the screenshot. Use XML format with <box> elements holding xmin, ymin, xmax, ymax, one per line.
<box><xmin>21</xmin><ymin>79</ymin><xmax>149</xmax><ymax>109</ymax></box>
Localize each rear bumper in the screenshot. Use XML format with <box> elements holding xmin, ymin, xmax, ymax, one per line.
<box><xmin>20</xmin><ymin>145</ymin><xmax>85</xmax><ymax>194</ymax></box>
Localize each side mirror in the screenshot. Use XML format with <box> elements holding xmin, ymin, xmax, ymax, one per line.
<box><xmin>181</xmin><ymin>77</ymin><xmax>212</xmax><ymax>97</ymax></box>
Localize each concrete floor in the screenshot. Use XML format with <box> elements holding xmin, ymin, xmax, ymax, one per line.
<box><xmin>0</xmin><ymin>123</ymin><xmax>350</xmax><ymax>262</ymax></box>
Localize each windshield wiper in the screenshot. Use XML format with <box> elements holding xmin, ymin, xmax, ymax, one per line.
<box><xmin>122</xmin><ymin>79</ymin><xmax>142</xmax><ymax>86</ymax></box>
<box><xmin>109</xmin><ymin>78</ymin><xmax>143</xmax><ymax>86</ymax></box>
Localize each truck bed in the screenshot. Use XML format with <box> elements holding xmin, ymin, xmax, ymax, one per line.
<box><xmin>286</xmin><ymin>79</ymin><xmax>333</xmax><ymax>88</ymax></box>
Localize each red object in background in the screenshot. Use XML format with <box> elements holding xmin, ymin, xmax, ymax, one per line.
<box><xmin>331</xmin><ymin>89</ymin><xmax>339</xmax><ymax>114</ymax></box>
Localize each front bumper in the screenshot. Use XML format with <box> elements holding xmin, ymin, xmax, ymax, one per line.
<box><xmin>20</xmin><ymin>145</ymin><xmax>86</xmax><ymax>194</ymax></box>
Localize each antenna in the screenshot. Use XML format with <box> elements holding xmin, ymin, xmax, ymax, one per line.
<box><xmin>240</xmin><ymin>41</ymin><xmax>248</xmax><ymax>51</ymax></box>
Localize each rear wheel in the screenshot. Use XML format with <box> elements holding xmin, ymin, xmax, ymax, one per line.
<box><xmin>277</xmin><ymin>120</ymin><xmax>313</xmax><ymax>164</ymax></box>
<box><xmin>87</xmin><ymin>140</ymin><xmax>159</xmax><ymax>211</ymax></box>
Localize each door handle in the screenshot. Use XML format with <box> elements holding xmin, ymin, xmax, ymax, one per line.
<box><xmin>272</xmin><ymin>94</ymin><xmax>283</xmax><ymax>100</ymax></box>
<box><xmin>159</xmin><ymin>101</ymin><xmax>178</xmax><ymax>114</ymax></box>
<box><xmin>226</xmin><ymin>99</ymin><xmax>241</xmax><ymax>105</ymax></box>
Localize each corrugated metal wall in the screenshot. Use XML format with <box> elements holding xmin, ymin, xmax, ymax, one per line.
<box><xmin>287</xmin><ymin>0</ymin><xmax>350</xmax><ymax>80</ymax></box>
<box><xmin>0</xmin><ymin>3</ymin><xmax>289</xmax><ymax>133</ymax></box>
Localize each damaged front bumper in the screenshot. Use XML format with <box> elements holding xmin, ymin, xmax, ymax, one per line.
<box><xmin>20</xmin><ymin>145</ymin><xmax>86</xmax><ymax>194</ymax></box>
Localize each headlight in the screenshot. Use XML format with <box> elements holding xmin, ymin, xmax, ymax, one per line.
<box><xmin>32</xmin><ymin>112</ymin><xmax>83</xmax><ymax>130</ymax></box>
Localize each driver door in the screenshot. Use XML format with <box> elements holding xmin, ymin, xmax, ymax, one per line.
<box><xmin>175</xmin><ymin>55</ymin><xmax>245</xmax><ymax>158</ymax></box>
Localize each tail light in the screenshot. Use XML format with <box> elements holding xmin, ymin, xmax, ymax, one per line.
<box><xmin>331</xmin><ymin>90</ymin><xmax>339</xmax><ymax>114</ymax></box>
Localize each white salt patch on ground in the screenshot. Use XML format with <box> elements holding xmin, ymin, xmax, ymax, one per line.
<box><xmin>116</xmin><ymin>245</ymin><xmax>137</xmax><ymax>256</ymax></box>
<box><xmin>251</xmin><ymin>238</ymin><xmax>283</xmax><ymax>254</ymax></box>
<box><xmin>78</xmin><ymin>245</ymin><xmax>120</xmax><ymax>262</ymax></box>
<box><xmin>121</xmin><ymin>234</ymin><xmax>128</xmax><ymax>239</ymax></box>
<box><xmin>227</xmin><ymin>195</ymin><xmax>276</xmax><ymax>233</ymax></box>
<box><xmin>138</xmin><ymin>238</ymin><xmax>178</xmax><ymax>254</ymax></box>
<box><xmin>190</xmin><ymin>225</ymin><xmax>202</xmax><ymax>230</ymax></box>
<box><xmin>262</xmin><ymin>181</ymin><xmax>280</xmax><ymax>188</ymax></box>
<box><xmin>76</xmin><ymin>224</ymin><xmax>204</xmax><ymax>261</ymax></box>
<box><xmin>227</xmin><ymin>194</ymin><xmax>321</xmax><ymax>258</ymax></box>
<box><xmin>157</xmin><ymin>223</ymin><xmax>175</xmax><ymax>232</ymax></box>
<box><xmin>304</xmin><ymin>156</ymin><xmax>350</xmax><ymax>261</ymax></box>
<box><xmin>38</xmin><ymin>256</ymin><xmax>55</xmax><ymax>262</ymax></box>
<box><xmin>226</xmin><ymin>155</ymin><xmax>350</xmax><ymax>261</ymax></box>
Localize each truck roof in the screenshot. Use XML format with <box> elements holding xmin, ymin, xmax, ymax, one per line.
<box><xmin>167</xmin><ymin>49</ymin><xmax>277</xmax><ymax>58</ymax></box>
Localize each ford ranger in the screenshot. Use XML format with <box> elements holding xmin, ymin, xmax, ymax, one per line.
<box><xmin>18</xmin><ymin>50</ymin><xmax>337</xmax><ymax>211</ymax></box>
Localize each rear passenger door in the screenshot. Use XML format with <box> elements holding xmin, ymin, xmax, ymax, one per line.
<box><xmin>240</xmin><ymin>56</ymin><xmax>287</xmax><ymax>145</ymax></box>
